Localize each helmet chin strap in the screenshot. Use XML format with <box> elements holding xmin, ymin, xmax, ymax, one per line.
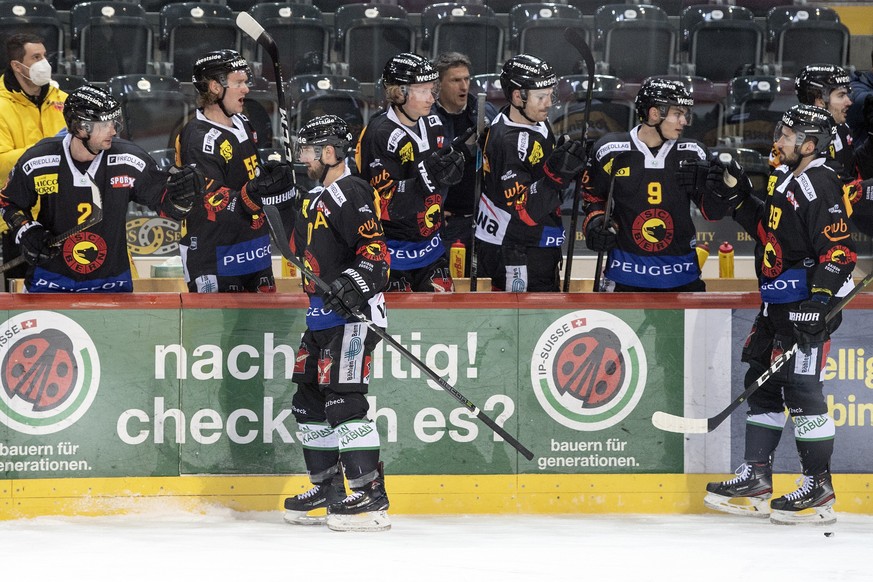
<box><xmin>394</xmin><ymin>87</ymin><xmax>421</xmax><ymax>124</ymax></box>
<box><xmin>315</xmin><ymin>149</ymin><xmax>343</xmax><ymax>183</ymax></box>
<box><xmin>75</xmin><ymin>128</ymin><xmax>101</xmax><ymax>156</ymax></box>
<box><xmin>217</xmin><ymin>86</ymin><xmax>234</xmax><ymax>119</ymax></box>
<box><xmin>513</xmin><ymin>91</ymin><xmax>539</xmax><ymax>124</ymax></box>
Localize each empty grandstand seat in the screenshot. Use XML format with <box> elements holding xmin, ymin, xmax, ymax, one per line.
<box><xmin>70</xmin><ymin>2</ymin><xmax>152</xmax><ymax>83</ymax></box>
<box><xmin>470</xmin><ymin>73</ymin><xmax>508</xmax><ymax>110</ymax></box>
<box><xmin>334</xmin><ymin>3</ymin><xmax>414</xmax><ymax>84</ymax></box>
<box><xmin>245</xmin><ymin>3</ymin><xmax>328</xmax><ymax>80</ymax></box>
<box><xmin>767</xmin><ymin>6</ymin><xmax>848</xmax><ymax>77</ymax></box>
<box><xmin>287</xmin><ymin>75</ymin><xmax>367</xmax><ymax>147</ymax></box>
<box><xmin>107</xmin><ymin>74</ymin><xmax>190</xmax><ymax>152</ymax></box>
<box><xmin>657</xmin><ymin>74</ymin><xmax>725</xmax><ymax>146</ymax></box>
<box><xmin>159</xmin><ymin>3</ymin><xmax>239</xmax><ymax>83</ymax></box>
<box><xmin>0</xmin><ymin>1</ymin><xmax>62</xmax><ymax>72</ymax></box>
<box><xmin>244</xmin><ymin>77</ymin><xmax>280</xmax><ymax>150</ymax></box>
<box><xmin>421</xmin><ymin>3</ymin><xmax>504</xmax><ymax>76</ymax></box>
<box><xmin>53</xmin><ymin>74</ymin><xmax>89</xmax><ymax>93</ymax></box>
<box><xmin>680</xmin><ymin>5</ymin><xmax>763</xmax><ymax>82</ymax></box>
<box><xmin>595</xmin><ymin>4</ymin><xmax>676</xmax><ymax>83</ymax></box>
<box><xmin>510</xmin><ymin>3</ymin><xmax>589</xmax><ymax>77</ymax></box>
<box><xmin>722</xmin><ymin>75</ymin><xmax>796</xmax><ymax>155</ymax></box>
<box><xmin>550</xmin><ymin>74</ymin><xmax>636</xmax><ymax>146</ymax></box>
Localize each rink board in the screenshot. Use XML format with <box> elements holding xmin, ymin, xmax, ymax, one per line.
<box><xmin>2</xmin><ymin>292</ymin><xmax>873</xmax><ymax>519</ymax></box>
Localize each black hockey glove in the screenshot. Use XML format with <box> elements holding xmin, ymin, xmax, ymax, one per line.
<box><xmin>706</xmin><ymin>153</ymin><xmax>752</xmax><ymax>205</ymax></box>
<box><xmin>584</xmin><ymin>213</ymin><xmax>618</xmax><ymax>252</ymax></box>
<box><xmin>162</xmin><ymin>164</ymin><xmax>204</xmax><ymax>220</ymax></box>
<box><xmin>241</xmin><ymin>161</ymin><xmax>296</xmax><ymax>214</ymax></box>
<box><xmin>676</xmin><ymin>158</ymin><xmax>710</xmax><ymax>194</ymax></box>
<box><xmin>789</xmin><ymin>295</ymin><xmax>830</xmax><ymax>347</ymax></box>
<box><xmin>323</xmin><ymin>270</ymin><xmax>370</xmax><ymax>316</ymax></box>
<box><xmin>423</xmin><ymin>148</ymin><xmax>465</xmax><ymax>188</ymax></box>
<box><xmin>18</xmin><ymin>222</ymin><xmax>58</xmax><ymax>266</ymax></box>
<box><xmin>543</xmin><ymin>138</ymin><xmax>586</xmax><ymax>189</ymax></box>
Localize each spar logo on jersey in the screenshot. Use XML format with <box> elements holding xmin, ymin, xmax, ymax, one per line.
<box><xmin>0</xmin><ymin>311</ymin><xmax>100</xmax><ymax>435</ymax></box>
<box><xmin>531</xmin><ymin>310</ymin><xmax>647</xmax><ymax>431</ymax></box>
<box><xmin>33</xmin><ymin>174</ymin><xmax>59</xmax><ymax>195</ymax></box>
<box><xmin>632</xmin><ymin>208</ymin><xmax>674</xmax><ymax>252</ymax></box>
<box><xmin>63</xmin><ymin>232</ymin><xmax>108</xmax><ymax>274</ymax></box>
<box><xmin>417</xmin><ymin>194</ymin><xmax>442</xmax><ymax>237</ymax></box>
<box><xmin>761</xmin><ymin>233</ymin><xmax>783</xmax><ymax>279</ymax></box>
<box><xmin>126</xmin><ymin>216</ymin><xmax>182</xmax><ymax>255</ymax></box>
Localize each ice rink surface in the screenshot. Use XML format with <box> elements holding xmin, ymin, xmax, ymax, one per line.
<box><xmin>1</xmin><ymin>505</ymin><xmax>869</xmax><ymax>581</ymax></box>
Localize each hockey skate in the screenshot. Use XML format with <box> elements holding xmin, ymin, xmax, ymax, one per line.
<box><xmin>326</xmin><ymin>468</ymin><xmax>390</xmax><ymax>532</ymax></box>
<box><xmin>283</xmin><ymin>474</ymin><xmax>346</xmax><ymax>525</ymax></box>
<box><xmin>769</xmin><ymin>472</ymin><xmax>836</xmax><ymax>526</ymax></box>
<box><xmin>704</xmin><ymin>461</ymin><xmax>773</xmax><ymax>518</ymax></box>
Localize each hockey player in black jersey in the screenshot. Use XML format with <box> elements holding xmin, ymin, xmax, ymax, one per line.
<box><xmin>581</xmin><ymin>78</ymin><xmax>745</xmax><ymax>291</ymax></box>
<box><xmin>282</xmin><ymin>115</ymin><xmax>391</xmax><ymax>532</ymax></box>
<box><xmin>356</xmin><ymin>53</ymin><xmax>464</xmax><ymax>292</ymax></box>
<box><xmin>475</xmin><ymin>54</ymin><xmax>586</xmax><ymax>291</ymax></box>
<box><xmin>176</xmin><ymin>49</ymin><xmax>296</xmax><ymax>293</ymax></box>
<box><xmin>705</xmin><ymin>105</ymin><xmax>856</xmax><ymax>526</ymax></box>
<box><xmin>0</xmin><ymin>85</ymin><xmax>202</xmax><ymax>292</ymax></box>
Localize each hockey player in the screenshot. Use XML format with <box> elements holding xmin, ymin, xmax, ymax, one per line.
<box><xmin>356</xmin><ymin>53</ymin><xmax>464</xmax><ymax>292</ymax></box>
<box><xmin>581</xmin><ymin>78</ymin><xmax>746</xmax><ymax>291</ymax></box>
<box><xmin>705</xmin><ymin>105</ymin><xmax>856</xmax><ymax>526</ymax></box>
<box><xmin>0</xmin><ymin>85</ymin><xmax>202</xmax><ymax>292</ymax></box>
<box><xmin>176</xmin><ymin>49</ymin><xmax>296</xmax><ymax>293</ymax></box>
<box><xmin>474</xmin><ymin>54</ymin><xmax>586</xmax><ymax>291</ymax></box>
<box><xmin>282</xmin><ymin>115</ymin><xmax>391</xmax><ymax>532</ymax></box>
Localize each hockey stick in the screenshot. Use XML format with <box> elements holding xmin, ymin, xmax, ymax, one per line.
<box><xmin>262</xmin><ymin>204</ymin><xmax>535</xmax><ymax>460</ymax></box>
<box><xmin>591</xmin><ymin>151</ymin><xmax>625</xmax><ymax>293</ymax></box>
<box><xmin>652</xmin><ymin>271</ymin><xmax>873</xmax><ymax>434</ymax></box>
<box><xmin>236</xmin><ymin>12</ymin><xmax>293</xmax><ymax>166</ymax></box>
<box><xmin>561</xmin><ymin>27</ymin><xmax>596</xmax><ymax>293</ymax></box>
<box><xmin>0</xmin><ymin>174</ymin><xmax>103</xmax><ymax>274</ymax></box>
<box><xmin>468</xmin><ymin>92</ymin><xmax>487</xmax><ymax>291</ymax></box>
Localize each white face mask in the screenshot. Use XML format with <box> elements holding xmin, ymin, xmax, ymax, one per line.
<box><xmin>19</xmin><ymin>59</ymin><xmax>52</xmax><ymax>87</ymax></box>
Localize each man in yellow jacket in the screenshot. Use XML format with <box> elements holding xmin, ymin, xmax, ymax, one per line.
<box><xmin>0</xmin><ymin>33</ymin><xmax>67</xmax><ymax>279</ymax></box>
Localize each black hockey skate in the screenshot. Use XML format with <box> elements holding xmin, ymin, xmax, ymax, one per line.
<box><xmin>326</xmin><ymin>465</ymin><xmax>390</xmax><ymax>532</ymax></box>
<box><xmin>283</xmin><ymin>474</ymin><xmax>346</xmax><ymax>525</ymax></box>
<box><xmin>704</xmin><ymin>461</ymin><xmax>773</xmax><ymax>518</ymax></box>
<box><xmin>770</xmin><ymin>472</ymin><xmax>836</xmax><ymax>526</ymax></box>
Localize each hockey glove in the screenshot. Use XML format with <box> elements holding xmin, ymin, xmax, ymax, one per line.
<box><xmin>162</xmin><ymin>164</ymin><xmax>204</xmax><ymax>220</ymax></box>
<box><xmin>241</xmin><ymin>161</ymin><xmax>296</xmax><ymax>214</ymax></box>
<box><xmin>706</xmin><ymin>153</ymin><xmax>752</xmax><ymax>205</ymax></box>
<box><xmin>18</xmin><ymin>222</ymin><xmax>58</xmax><ymax>266</ymax></box>
<box><xmin>584</xmin><ymin>213</ymin><xmax>618</xmax><ymax>252</ymax></box>
<box><xmin>543</xmin><ymin>138</ymin><xmax>586</xmax><ymax>189</ymax></box>
<box><xmin>676</xmin><ymin>158</ymin><xmax>710</xmax><ymax>194</ymax></box>
<box><xmin>323</xmin><ymin>270</ymin><xmax>370</xmax><ymax>316</ymax></box>
<box><xmin>423</xmin><ymin>148</ymin><xmax>465</xmax><ymax>188</ymax></box>
<box><xmin>790</xmin><ymin>295</ymin><xmax>830</xmax><ymax>347</ymax></box>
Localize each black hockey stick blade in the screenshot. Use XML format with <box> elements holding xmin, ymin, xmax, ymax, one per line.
<box><xmin>652</xmin><ymin>271</ymin><xmax>873</xmax><ymax>434</ymax></box>
<box><xmin>263</xmin><ymin>204</ymin><xmax>535</xmax><ymax>460</ymax></box>
<box><xmin>0</xmin><ymin>174</ymin><xmax>103</xmax><ymax>274</ymax></box>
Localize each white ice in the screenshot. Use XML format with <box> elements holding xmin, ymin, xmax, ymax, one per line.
<box><xmin>1</xmin><ymin>506</ymin><xmax>868</xmax><ymax>581</ymax></box>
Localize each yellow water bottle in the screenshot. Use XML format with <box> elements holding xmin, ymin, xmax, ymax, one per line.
<box><xmin>696</xmin><ymin>242</ymin><xmax>710</xmax><ymax>272</ymax></box>
<box><xmin>718</xmin><ymin>241</ymin><xmax>734</xmax><ymax>278</ymax></box>
<box><xmin>281</xmin><ymin>258</ymin><xmax>297</xmax><ymax>278</ymax></box>
<box><xmin>450</xmin><ymin>239</ymin><xmax>466</xmax><ymax>279</ymax></box>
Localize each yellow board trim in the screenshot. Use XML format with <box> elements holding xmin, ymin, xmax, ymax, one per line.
<box><xmin>3</xmin><ymin>474</ymin><xmax>873</xmax><ymax>520</ymax></box>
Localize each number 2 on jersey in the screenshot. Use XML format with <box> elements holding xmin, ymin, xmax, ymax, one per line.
<box><xmin>77</xmin><ymin>202</ymin><xmax>91</xmax><ymax>224</ymax></box>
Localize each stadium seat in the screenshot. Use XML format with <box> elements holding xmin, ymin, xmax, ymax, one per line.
<box><xmin>550</xmin><ymin>74</ymin><xmax>636</xmax><ymax>146</ymax></box>
<box><xmin>334</xmin><ymin>3</ymin><xmax>414</xmax><ymax>84</ymax></box>
<box><xmin>246</xmin><ymin>3</ymin><xmax>328</xmax><ymax>80</ymax></box>
<box><xmin>767</xmin><ymin>6</ymin><xmax>848</xmax><ymax>77</ymax></box>
<box><xmin>53</xmin><ymin>74</ymin><xmax>89</xmax><ymax>93</ymax></box>
<box><xmin>657</xmin><ymin>74</ymin><xmax>725</xmax><ymax>147</ymax></box>
<box><xmin>0</xmin><ymin>1</ymin><xmax>63</xmax><ymax>73</ymax></box>
<box><xmin>287</xmin><ymin>74</ymin><xmax>367</xmax><ymax>148</ymax></box>
<box><xmin>594</xmin><ymin>4</ymin><xmax>676</xmax><ymax>82</ymax></box>
<box><xmin>159</xmin><ymin>3</ymin><xmax>239</xmax><ymax>83</ymax></box>
<box><xmin>70</xmin><ymin>2</ymin><xmax>152</xmax><ymax>83</ymax></box>
<box><xmin>421</xmin><ymin>3</ymin><xmax>504</xmax><ymax>76</ymax></box>
<box><xmin>680</xmin><ymin>5</ymin><xmax>763</xmax><ymax>82</ymax></box>
<box><xmin>148</xmin><ymin>148</ymin><xmax>177</xmax><ymax>172</ymax></box>
<box><xmin>244</xmin><ymin>76</ymin><xmax>280</xmax><ymax>150</ymax></box>
<box><xmin>722</xmin><ymin>75</ymin><xmax>797</xmax><ymax>155</ymax></box>
<box><xmin>107</xmin><ymin>74</ymin><xmax>190</xmax><ymax>153</ymax></box>
<box><xmin>509</xmin><ymin>3</ymin><xmax>589</xmax><ymax>77</ymax></box>
<box><xmin>470</xmin><ymin>73</ymin><xmax>508</xmax><ymax>110</ymax></box>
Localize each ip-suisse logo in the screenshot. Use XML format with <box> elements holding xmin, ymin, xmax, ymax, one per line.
<box><xmin>0</xmin><ymin>311</ymin><xmax>100</xmax><ymax>434</ymax></box>
<box><xmin>531</xmin><ymin>310</ymin><xmax>647</xmax><ymax>431</ymax></box>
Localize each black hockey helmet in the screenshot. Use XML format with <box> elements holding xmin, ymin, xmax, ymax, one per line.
<box><xmin>634</xmin><ymin>77</ymin><xmax>694</xmax><ymax>123</ymax></box>
<box><xmin>192</xmin><ymin>49</ymin><xmax>253</xmax><ymax>93</ymax></box>
<box><xmin>63</xmin><ymin>84</ymin><xmax>122</xmax><ymax>133</ymax></box>
<box><xmin>795</xmin><ymin>64</ymin><xmax>851</xmax><ymax>107</ymax></box>
<box><xmin>499</xmin><ymin>54</ymin><xmax>557</xmax><ymax>102</ymax></box>
<box><xmin>775</xmin><ymin>104</ymin><xmax>836</xmax><ymax>154</ymax></box>
<box><xmin>382</xmin><ymin>53</ymin><xmax>438</xmax><ymax>87</ymax></box>
<box><xmin>297</xmin><ymin>114</ymin><xmax>353</xmax><ymax>158</ymax></box>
